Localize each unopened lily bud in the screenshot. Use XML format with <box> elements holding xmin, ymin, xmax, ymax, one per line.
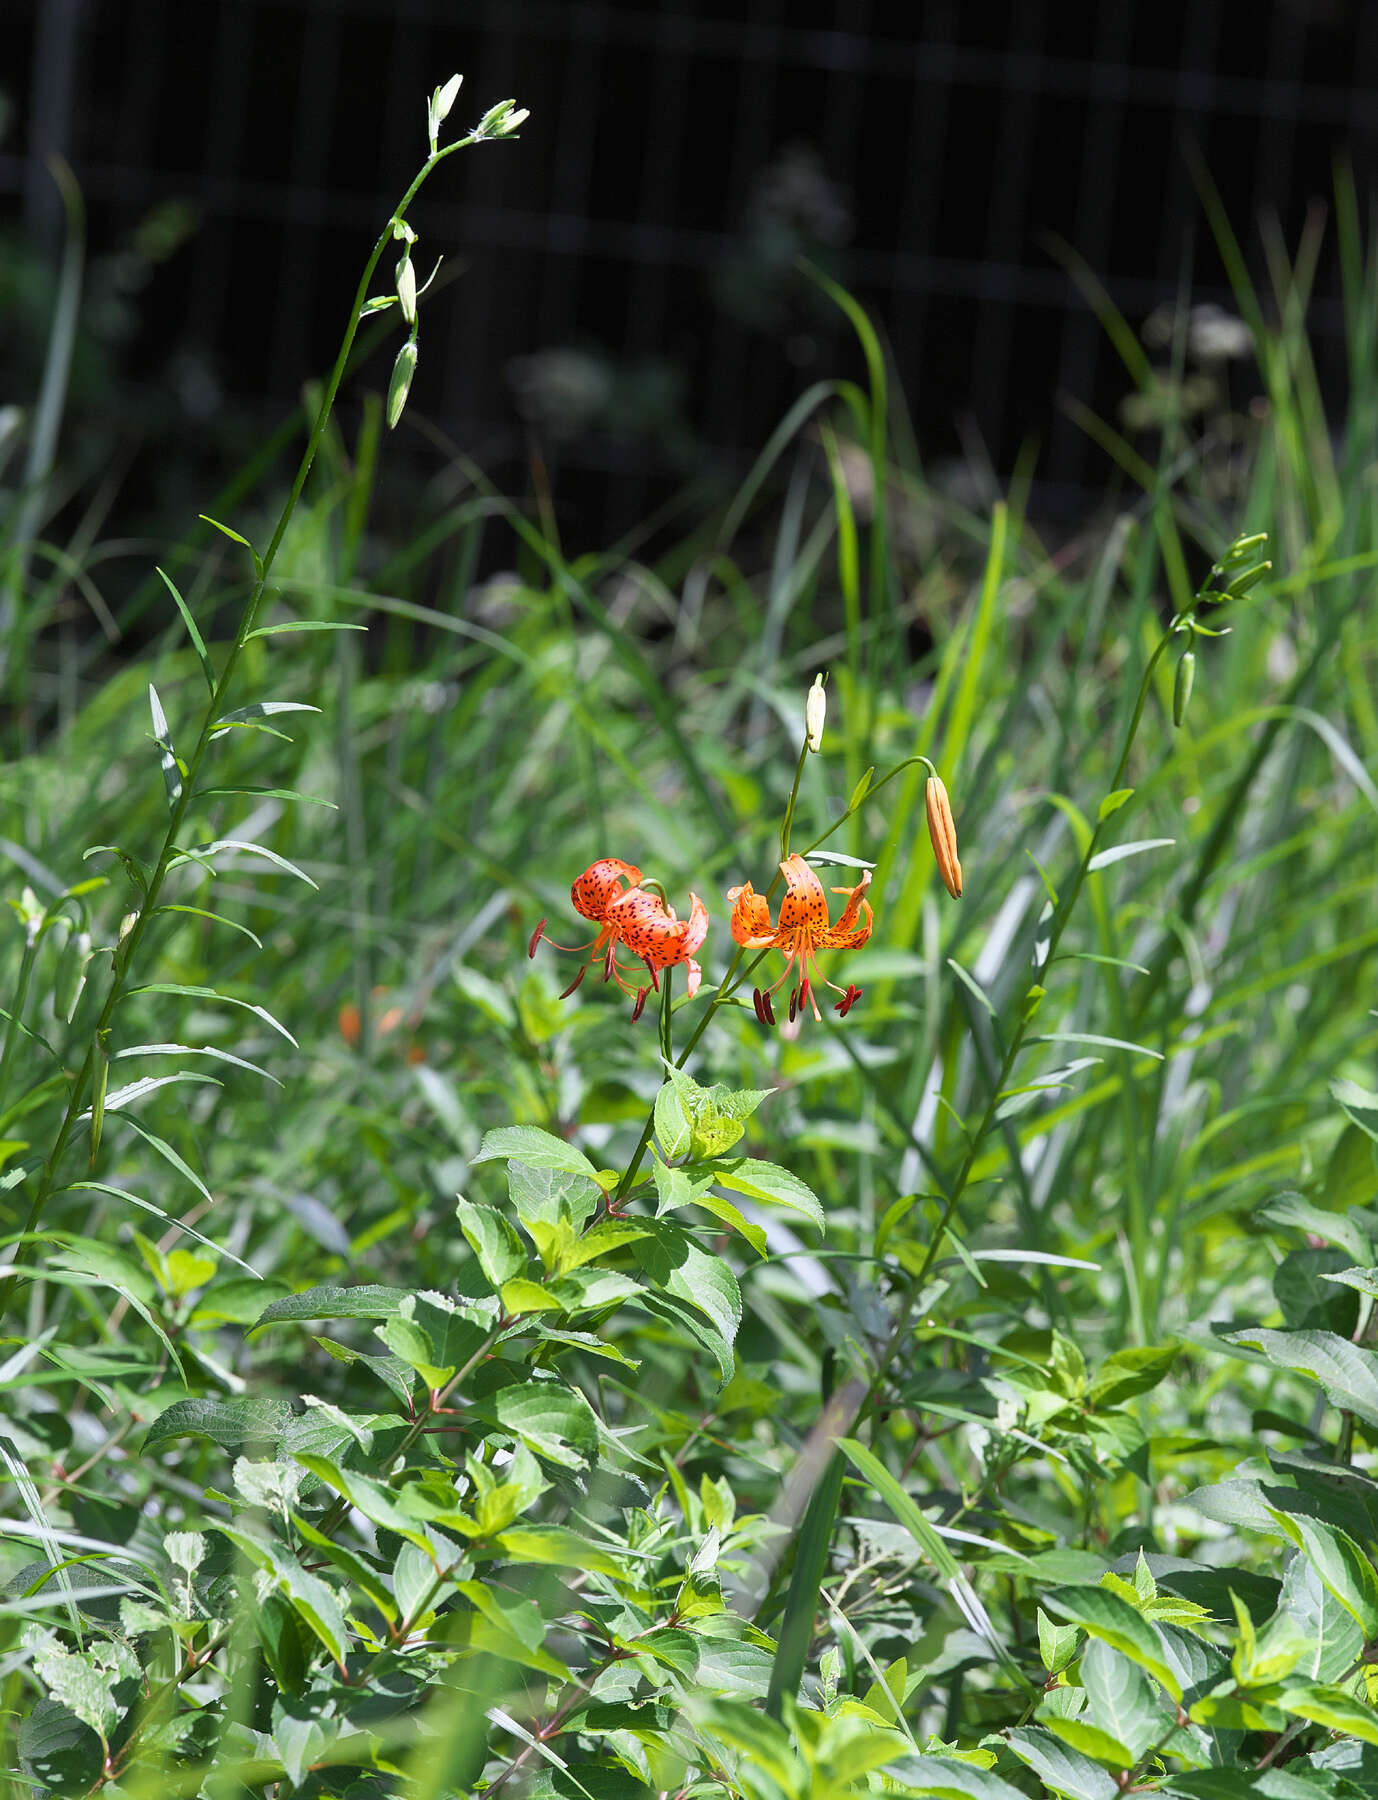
<box><xmin>1173</xmin><ymin>649</ymin><xmax>1195</xmax><ymax>727</ymax></box>
<box><xmin>396</xmin><ymin>254</ymin><xmax>417</xmax><ymax>326</ymax></box>
<box><xmin>387</xmin><ymin>339</ymin><xmax>417</xmax><ymax>429</ymax></box>
<box><xmin>805</xmin><ymin>674</ymin><xmax>826</xmax><ymax>753</ymax></box>
<box><xmin>925</xmin><ymin>774</ymin><xmax>962</xmax><ymax>899</ymax></box>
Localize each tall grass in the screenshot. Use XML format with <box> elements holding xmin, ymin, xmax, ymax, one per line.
<box><xmin>1</xmin><ymin>101</ymin><xmax>1377</xmax><ymax>1793</ymax></box>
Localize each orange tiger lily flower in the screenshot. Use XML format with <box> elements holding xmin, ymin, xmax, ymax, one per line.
<box><xmin>529</xmin><ymin>857</ymin><xmax>709</xmax><ymax>1016</ymax></box>
<box><xmin>727</xmin><ymin>852</ymin><xmax>872</xmax><ymax>1025</ymax></box>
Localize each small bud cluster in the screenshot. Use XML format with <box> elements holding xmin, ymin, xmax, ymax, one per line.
<box><xmin>379</xmin><ymin>75</ymin><xmax>529</xmax><ymax>432</ymax></box>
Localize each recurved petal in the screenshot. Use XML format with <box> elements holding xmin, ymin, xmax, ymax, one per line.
<box><xmin>827</xmin><ymin>870</ymin><xmax>872</xmax><ymax>938</ymax></box>
<box><xmin>821</xmin><ymin>897</ymin><xmax>873</xmax><ymax>951</ymax></box>
<box><xmin>606</xmin><ymin>885</ymin><xmax>708</xmax><ymax>973</ymax></box>
<box><xmin>680</xmin><ymin>893</ymin><xmax>709</xmax><ymax>959</ymax></box>
<box><xmin>728</xmin><ymin>881</ymin><xmax>775</xmax><ymax>946</ymax></box>
<box><xmin>776</xmin><ymin>854</ymin><xmax>829</xmax><ymax>935</ymax></box>
<box><xmin>572</xmin><ymin>857</ymin><xmax>643</xmax><ymax>921</ymax></box>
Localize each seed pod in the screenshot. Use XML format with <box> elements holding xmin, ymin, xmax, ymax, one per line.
<box><xmin>1173</xmin><ymin>649</ymin><xmax>1196</xmax><ymax>727</ymax></box>
<box><xmin>387</xmin><ymin>339</ymin><xmax>418</xmax><ymax>429</ymax></box>
<box><xmin>925</xmin><ymin>773</ymin><xmax>962</xmax><ymax>899</ymax></box>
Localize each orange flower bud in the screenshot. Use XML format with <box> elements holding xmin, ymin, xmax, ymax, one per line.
<box><xmin>925</xmin><ymin>774</ymin><xmax>962</xmax><ymax>898</ymax></box>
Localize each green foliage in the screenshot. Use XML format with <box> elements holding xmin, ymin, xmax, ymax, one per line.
<box><xmin>3</xmin><ymin>72</ymin><xmax>1378</xmax><ymax>1800</ymax></box>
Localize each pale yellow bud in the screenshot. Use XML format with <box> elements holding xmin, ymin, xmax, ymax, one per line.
<box><xmin>805</xmin><ymin>674</ymin><xmax>826</xmax><ymax>753</ymax></box>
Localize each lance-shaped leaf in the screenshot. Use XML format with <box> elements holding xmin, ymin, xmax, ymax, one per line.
<box><xmin>155</xmin><ymin>566</ymin><xmax>215</xmax><ymax>693</ymax></box>
<box><xmin>148</xmin><ymin>685</ymin><xmax>184</xmax><ymax>805</ymax></box>
<box><xmin>170</xmin><ymin>840</ymin><xmax>318</xmax><ymax>889</ymax></box>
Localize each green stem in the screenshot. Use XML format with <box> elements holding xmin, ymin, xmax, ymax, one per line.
<box><xmin>0</xmin><ymin>134</ymin><xmax>480</xmax><ymax>1329</ymax></box>
<box><xmin>658</xmin><ymin>965</ymin><xmax>674</xmax><ymax>1063</ymax></box>
<box><xmin>854</xmin><ymin>623</ymin><xmax>1179</xmax><ymax>1418</ymax></box>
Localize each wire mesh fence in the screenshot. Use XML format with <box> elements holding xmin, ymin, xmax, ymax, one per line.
<box><xmin>5</xmin><ymin>0</ymin><xmax>1377</xmax><ymax>537</ymax></box>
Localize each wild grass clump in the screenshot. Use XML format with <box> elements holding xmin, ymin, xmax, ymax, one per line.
<box><xmin>1</xmin><ymin>75</ymin><xmax>1377</xmax><ymax>1798</ymax></box>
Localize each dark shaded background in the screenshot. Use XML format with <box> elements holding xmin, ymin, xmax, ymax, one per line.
<box><xmin>4</xmin><ymin>0</ymin><xmax>1376</xmax><ymax>545</ymax></box>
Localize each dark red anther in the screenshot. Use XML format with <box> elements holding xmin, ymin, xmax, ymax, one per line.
<box><xmin>559</xmin><ymin>964</ymin><xmax>588</xmax><ymax>999</ymax></box>
<box><xmin>798</xmin><ymin>976</ymin><xmax>811</xmax><ymax>1014</ymax></box>
<box><xmin>833</xmin><ymin>983</ymin><xmax>862</xmax><ymax>1017</ymax></box>
<box><xmin>788</xmin><ymin>987</ymin><xmax>798</xmax><ymax>1023</ymax></box>
<box><xmin>762</xmin><ymin>988</ymin><xmax>775</xmax><ymax>1025</ymax></box>
<box><xmin>752</xmin><ymin>987</ymin><xmax>767</xmax><ymax>1025</ymax></box>
<box><xmin>644</xmin><ymin>959</ymin><xmax>660</xmax><ymax>991</ymax></box>
<box><xmin>630</xmin><ymin>986</ymin><xmax>649</xmax><ymax>1022</ymax></box>
<box><xmin>603</xmin><ymin>943</ymin><xmax>616</xmax><ymax>983</ymax></box>
<box><xmin>527</xmin><ymin>918</ymin><xmax>547</xmax><ymax>958</ymax></box>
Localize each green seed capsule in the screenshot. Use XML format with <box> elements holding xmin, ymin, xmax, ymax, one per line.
<box><xmin>1173</xmin><ymin>649</ymin><xmax>1196</xmax><ymax>727</ymax></box>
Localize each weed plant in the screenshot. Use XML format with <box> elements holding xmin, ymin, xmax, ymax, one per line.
<box><xmin>2</xmin><ymin>74</ymin><xmax>1378</xmax><ymax>1800</ymax></box>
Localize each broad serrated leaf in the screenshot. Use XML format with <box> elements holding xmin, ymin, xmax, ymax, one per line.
<box><xmin>1080</xmin><ymin>1640</ymin><xmax>1167</xmax><ymax>1758</ymax></box>
<box><xmin>252</xmin><ymin>1284</ymin><xmax>411</xmax><ymax>1329</ymax></box>
<box><xmin>654</xmin><ymin>1081</ymin><xmax>692</xmax><ymax>1160</ymax></box>
<box><xmin>291</xmin><ymin>1455</ymin><xmax>431</xmax><ymax>1551</ymax></box>
<box><xmin>1042</xmin><ymin>1586</ymin><xmax>1182</xmax><ymax>1700</ymax></box>
<box><xmin>1088</xmin><ymin>1344</ymin><xmax>1178</xmax><ymax>1408</ymax></box>
<box><xmin>489</xmin><ymin>1381</ymin><xmax>599</xmax><ymax>1470</ymax></box>
<box><xmin>1043</xmin><ymin>1717</ymin><xmax>1134</xmax><ymax>1770</ymax></box>
<box><xmin>456</xmin><ymin>1197</ymin><xmax>526</xmax><ymax>1289</ymax></box>
<box><xmin>214</xmin><ymin>1521</ymin><xmax>348</xmax><ymax>1666</ymax></box>
<box><xmin>1005</xmin><ymin>1727</ymin><xmax>1119</xmax><ymax>1799</ymax></box>
<box><xmin>1257</xmin><ymin>1191</ymin><xmax>1373</xmax><ymax>1263</ymax></box>
<box><xmin>144</xmin><ymin>1397</ymin><xmax>293</xmax><ymax>1452</ymax></box>
<box><xmin>710</xmin><ymin>1157</ymin><xmax>825</xmax><ymax>1231</ymax></box>
<box><xmin>493</xmin><ymin>1525</ymin><xmax>623</xmax><ymax>1580</ymax></box>
<box><xmin>473</xmin><ymin>1126</ymin><xmax>601</xmax><ymax>1184</ymax></box>
<box><xmin>1266</xmin><ymin>1507</ymin><xmax>1378</xmax><ymax>1636</ymax></box>
<box><xmin>1334</xmin><ymin>1078</ymin><xmax>1378</xmax><ymax>1142</ymax></box>
<box><xmin>634</xmin><ymin>1219</ymin><xmax>741</xmax><ymax>1352</ymax></box>
<box><xmin>1226</xmin><ymin>1327</ymin><xmax>1378</xmax><ymax>1428</ymax></box>
<box><xmin>1277</xmin><ymin>1681</ymin><xmax>1378</xmax><ymax>1744</ymax></box>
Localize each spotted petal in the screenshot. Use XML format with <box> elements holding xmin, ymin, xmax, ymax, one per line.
<box><xmin>776</xmin><ymin>854</ymin><xmax>830</xmax><ymax>937</ymax></box>
<box><xmin>572</xmin><ymin>857</ymin><xmax>642</xmax><ymax>922</ymax></box>
<box><xmin>605</xmin><ymin>886</ymin><xmax>709</xmax><ymax>973</ymax></box>
<box><xmin>727</xmin><ymin>881</ymin><xmax>775</xmax><ymax>947</ymax></box>
<box><xmin>820</xmin><ymin>872</ymin><xmax>873</xmax><ymax>950</ymax></box>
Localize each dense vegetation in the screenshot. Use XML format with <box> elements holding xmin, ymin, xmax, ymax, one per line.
<box><xmin>2</xmin><ymin>76</ymin><xmax>1378</xmax><ymax>1799</ymax></box>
